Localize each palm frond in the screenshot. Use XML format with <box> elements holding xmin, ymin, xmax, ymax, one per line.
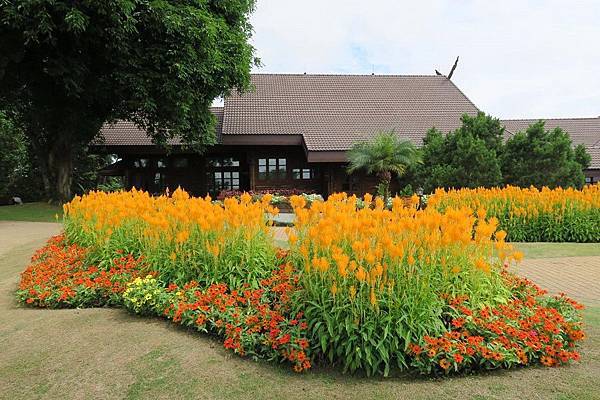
<box><xmin>347</xmin><ymin>131</ymin><xmax>421</xmax><ymax>178</ymax></box>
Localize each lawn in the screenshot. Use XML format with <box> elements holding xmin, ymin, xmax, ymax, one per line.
<box><xmin>1</xmin><ymin>224</ymin><xmax>600</xmax><ymax>399</ymax></box>
<box><xmin>0</xmin><ymin>202</ymin><xmax>62</xmax><ymax>222</ymax></box>
<box><xmin>513</xmin><ymin>242</ymin><xmax>600</xmax><ymax>259</ymax></box>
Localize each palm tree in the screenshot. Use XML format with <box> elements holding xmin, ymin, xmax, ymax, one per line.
<box><xmin>347</xmin><ymin>131</ymin><xmax>422</xmax><ymax>200</ymax></box>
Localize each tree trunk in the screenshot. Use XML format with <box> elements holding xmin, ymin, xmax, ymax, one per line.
<box><xmin>378</xmin><ymin>170</ymin><xmax>392</xmax><ymax>202</ymax></box>
<box><xmin>53</xmin><ymin>146</ymin><xmax>73</xmax><ymax>204</ymax></box>
<box><xmin>29</xmin><ymin>135</ymin><xmax>54</xmax><ymax>199</ymax></box>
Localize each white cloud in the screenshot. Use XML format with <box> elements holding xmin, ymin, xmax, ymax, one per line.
<box><xmin>249</xmin><ymin>0</ymin><xmax>600</xmax><ymax>119</ymax></box>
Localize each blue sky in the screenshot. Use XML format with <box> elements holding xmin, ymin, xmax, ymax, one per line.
<box><xmin>248</xmin><ymin>0</ymin><xmax>600</xmax><ymax>119</ymax></box>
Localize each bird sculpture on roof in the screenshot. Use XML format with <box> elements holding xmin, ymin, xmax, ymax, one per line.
<box><xmin>435</xmin><ymin>56</ymin><xmax>460</xmax><ymax>79</ymax></box>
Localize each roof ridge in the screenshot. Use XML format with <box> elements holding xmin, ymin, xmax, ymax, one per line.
<box><xmin>250</xmin><ymin>72</ymin><xmax>443</xmax><ymax>78</ymax></box>
<box><xmin>445</xmin><ymin>79</ymin><xmax>481</xmax><ymax>114</ymax></box>
<box><xmin>502</xmin><ymin>116</ymin><xmax>600</xmax><ymax>122</ymax></box>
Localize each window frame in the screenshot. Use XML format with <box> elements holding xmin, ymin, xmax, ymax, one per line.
<box><xmin>257</xmin><ymin>157</ymin><xmax>287</xmax><ymax>180</ymax></box>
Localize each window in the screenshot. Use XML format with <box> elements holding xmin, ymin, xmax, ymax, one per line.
<box><xmin>208</xmin><ymin>157</ymin><xmax>239</xmax><ymax>168</ymax></box>
<box><xmin>585</xmin><ymin>176</ymin><xmax>595</xmax><ymax>185</ymax></box>
<box><xmin>258</xmin><ymin>158</ymin><xmax>287</xmax><ymax>180</ymax></box>
<box><xmin>206</xmin><ymin>157</ymin><xmax>241</xmax><ymax>194</ymax></box>
<box><xmin>342</xmin><ymin>174</ymin><xmax>359</xmax><ymax>192</ymax></box>
<box><xmin>154</xmin><ymin>172</ymin><xmax>167</xmax><ymax>192</ymax></box>
<box><xmin>172</xmin><ymin>157</ymin><xmax>189</xmax><ymax>168</ymax></box>
<box><xmin>133</xmin><ymin>158</ymin><xmax>149</xmax><ymax>168</ymax></box>
<box><xmin>258</xmin><ymin>159</ymin><xmax>267</xmax><ymax>180</ymax></box>
<box><xmin>209</xmin><ymin>171</ymin><xmax>240</xmax><ymax>191</ymax></box>
<box><xmin>292</xmin><ymin>168</ymin><xmax>318</xmax><ymax>180</ymax></box>
<box><xmin>157</xmin><ymin>158</ymin><xmax>167</xmax><ymax>169</ymax></box>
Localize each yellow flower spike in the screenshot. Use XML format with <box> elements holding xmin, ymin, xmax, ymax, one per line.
<box><xmin>331</xmin><ymin>283</ymin><xmax>338</xmax><ymax>297</ymax></box>
<box><xmin>370</xmin><ymin>288</ymin><xmax>377</xmax><ymax>306</ymax></box>
<box><xmin>348</xmin><ymin>260</ymin><xmax>357</xmax><ymax>273</ymax></box>
<box><xmin>356</xmin><ymin>266</ymin><xmax>366</xmax><ymax>282</ymax></box>
<box><xmin>512</xmin><ymin>251</ymin><xmax>524</xmax><ymax>263</ymax></box>
<box><xmin>349</xmin><ymin>285</ymin><xmax>356</xmax><ymax>300</ymax></box>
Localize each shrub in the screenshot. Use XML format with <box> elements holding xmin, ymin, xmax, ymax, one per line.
<box><xmin>428</xmin><ymin>185</ymin><xmax>600</xmax><ymax>242</ymax></box>
<box><xmin>502</xmin><ymin>121</ymin><xmax>590</xmax><ymax>189</ymax></box>
<box><xmin>417</xmin><ymin>113</ymin><xmax>505</xmax><ymax>193</ymax></box>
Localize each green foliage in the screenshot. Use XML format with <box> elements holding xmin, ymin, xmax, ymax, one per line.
<box><xmin>0</xmin><ymin>111</ymin><xmax>27</xmax><ymax>198</ymax></box>
<box><xmin>502</xmin><ymin>121</ymin><xmax>590</xmax><ymax>189</ymax></box>
<box><xmin>347</xmin><ymin>131</ymin><xmax>421</xmax><ymax>199</ymax></box>
<box><xmin>0</xmin><ymin>0</ymin><xmax>258</xmax><ymax>201</ymax></box>
<box><xmin>417</xmin><ymin>112</ymin><xmax>504</xmax><ymax>193</ymax></box>
<box><xmin>0</xmin><ymin>111</ymin><xmax>45</xmax><ymax>200</ymax></box>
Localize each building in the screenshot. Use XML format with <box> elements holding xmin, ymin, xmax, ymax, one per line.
<box><xmin>95</xmin><ymin>74</ymin><xmax>600</xmax><ymax>196</ymax></box>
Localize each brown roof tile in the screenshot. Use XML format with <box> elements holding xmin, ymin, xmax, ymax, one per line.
<box><xmin>98</xmin><ymin>107</ymin><xmax>223</xmax><ymax>146</ymax></box>
<box><xmin>224</xmin><ymin>74</ymin><xmax>479</xmax><ymax>150</ymax></box>
<box><xmin>502</xmin><ymin>117</ymin><xmax>600</xmax><ymax>147</ymax></box>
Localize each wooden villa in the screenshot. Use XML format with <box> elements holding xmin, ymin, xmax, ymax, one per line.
<box><xmin>94</xmin><ymin>73</ymin><xmax>600</xmax><ymax>197</ymax></box>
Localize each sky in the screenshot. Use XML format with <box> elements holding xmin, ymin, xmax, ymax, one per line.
<box><xmin>247</xmin><ymin>0</ymin><xmax>600</xmax><ymax>119</ymax></box>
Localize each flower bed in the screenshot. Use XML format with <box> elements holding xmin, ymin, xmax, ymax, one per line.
<box><xmin>17</xmin><ymin>189</ymin><xmax>585</xmax><ymax>376</ymax></box>
<box><xmin>427</xmin><ymin>185</ymin><xmax>600</xmax><ymax>242</ymax></box>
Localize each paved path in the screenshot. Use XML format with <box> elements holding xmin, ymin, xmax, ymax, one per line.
<box><xmin>517</xmin><ymin>256</ymin><xmax>600</xmax><ymax>306</ymax></box>
<box><xmin>0</xmin><ymin>221</ymin><xmax>61</xmax><ymax>257</ymax></box>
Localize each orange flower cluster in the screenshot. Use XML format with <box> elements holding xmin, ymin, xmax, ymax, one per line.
<box><xmin>409</xmin><ymin>271</ymin><xmax>585</xmax><ymax>374</ymax></box>
<box><xmin>428</xmin><ymin>184</ymin><xmax>600</xmax><ymax>242</ymax></box>
<box><xmin>289</xmin><ymin>192</ymin><xmax>520</xmax><ymax>309</ymax></box>
<box><xmin>62</xmin><ymin>188</ymin><xmax>279</xmax><ymax>286</ymax></box>
<box><xmin>17</xmin><ymin>235</ymin><xmax>148</xmax><ymax>307</ymax></box>
<box><xmin>162</xmin><ymin>263</ymin><xmax>311</xmax><ymax>372</ymax></box>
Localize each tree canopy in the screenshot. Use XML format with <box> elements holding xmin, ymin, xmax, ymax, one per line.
<box><xmin>0</xmin><ymin>0</ymin><xmax>258</xmax><ymax>202</ymax></box>
<box><xmin>417</xmin><ymin>112</ymin><xmax>505</xmax><ymax>192</ymax></box>
<box><xmin>502</xmin><ymin>121</ymin><xmax>590</xmax><ymax>189</ymax></box>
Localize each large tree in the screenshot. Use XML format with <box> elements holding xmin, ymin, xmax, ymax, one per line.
<box><xmin>417</xmin><ymin>112</ymin><xmax>505</xmax><ymax>192</ymax></box>
<box><xmin>0</xmin><ymin>0</ymin><xmax>258</xmax><ymax>202</ymax></box>
<box><xmin>502</xmin><ymin>121</ymin><xmax>590</xmax><ymax>189</ymax></box>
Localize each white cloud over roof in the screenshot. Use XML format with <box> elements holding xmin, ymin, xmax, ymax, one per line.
<box><xmin>249</xmin><ymin>0</ymin><xmax>600</xmax><ymax>119</ymax></box>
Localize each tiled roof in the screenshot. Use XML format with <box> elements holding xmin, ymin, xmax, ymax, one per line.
<box><xmin>224</xmin><ymin>74</ymin><xmax>480</xmax><ymax>150</ymax></box>
<box><xmin>502</xmin><ymin>117</ymin><xmax>600</xmax><ymax>147</ymax></box>
<box><xmin>587</xmin><ymin>146</ymin><xmax>600</xmax><ymax>169</ymax></box>
<box><xmin>502</xmin><ymin>117</ymin><xmax>600</xmax><ymax>169</ymax></box>
<box><xmin>98</xmin><ymin>107</ymin><xmax>224</xmax><ymax>146</ymax></box>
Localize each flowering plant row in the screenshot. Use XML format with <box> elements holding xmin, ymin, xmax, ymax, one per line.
<box><xmin>63</xmin><ymin>188</ymin><xmax>279</xmax><ymax>287</ymax></box>
<box><xmin>17</xmin><ymin>189</ymin><xmax>586</xmax><ymax>376</ymax></box>
<box><xmin>409</xmin><ymin>273</ymin><xmax>584</xmax><ymax>374</ymax></box>
<box><xmin>428</xmin><ymin>184</ymin><xmax>600</xmax><ymax>242</ymax></box>
<box><xmin>17</xmin><ymin>235</ymin><xmax>148</xmax><ymax>308</ymax></box>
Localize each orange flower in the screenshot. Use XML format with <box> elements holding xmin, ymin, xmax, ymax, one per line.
<box><xmin>439</xmin><ymin>358</ymin><xmax>451</xmax><ymax>370</ymax></box>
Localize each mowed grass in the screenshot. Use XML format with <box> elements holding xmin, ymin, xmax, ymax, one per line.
<box><xmin>0</xmin><ymin>202</ymin><xmax>62</xmax><ymax>222</ymax></box>
<box><xmin>514</xmin><ymin>242</ymin><xmax>600</xmax><ymax>259</ymax></box>
<box><xmin>1</xmin><ymin>228</ymin><xmax>600</xmax><ymax>399</ymax></box>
